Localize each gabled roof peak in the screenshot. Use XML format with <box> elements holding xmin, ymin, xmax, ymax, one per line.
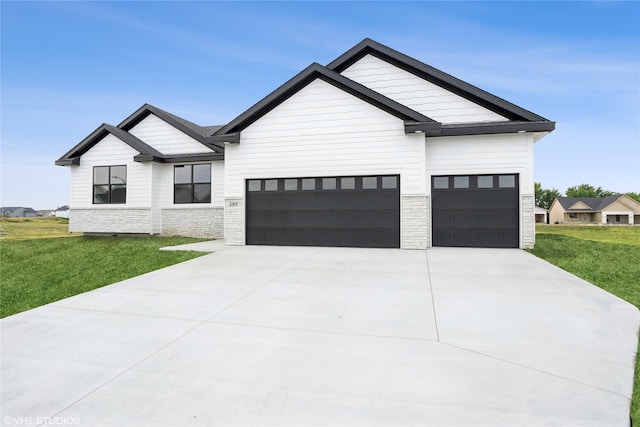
<box><xmin>328</xmin><ymin>38</ymin><xmax>553</xmax><ymax>124</ymax></box>
<box><xmin>213</xmin><ymin>62</ymin><xmax>437</xmax><ymax>138</ymax></box>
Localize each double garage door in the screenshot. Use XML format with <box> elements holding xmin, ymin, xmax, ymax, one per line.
<box><xmin>245</xmin><ymin>173</ymin><xmax>519</xmax><ymax>249</ymax></box>
<box><xmin>246</xmin><ymin>175</ymin><xmax>400</xmax><ymax>248</ymax></box>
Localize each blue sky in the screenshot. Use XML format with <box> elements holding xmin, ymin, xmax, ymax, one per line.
<box><xmin>2</xmin><ymin>1</ymin><xmax>639</xmax><ymax>209</ymax></box>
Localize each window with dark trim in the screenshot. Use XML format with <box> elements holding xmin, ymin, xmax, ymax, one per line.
<box><xmin>174</xmin><ymin>164</ymin><xmax>211</xmax><ymax>204</ymax></box>
<box><xmin>93</xmin><ymin>166</ymin><xmax>127</xmax><ymax>204</ymax></box>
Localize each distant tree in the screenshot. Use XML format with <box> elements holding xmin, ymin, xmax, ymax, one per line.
<box><xmin>626</xmin><ymin>192</ymin><xmax>640</xmax><ymax>203</ymax></box>
<box><xmin>534</xmin><ymin>182</ymin><xmax>561</xmax><ymax>210</ymax></box>
<box><xmin>565</xmin><ymin>183</ymin><xmax>618</xmax><ymax>198</ymax></box>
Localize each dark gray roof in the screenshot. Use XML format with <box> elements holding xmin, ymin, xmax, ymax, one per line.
<box><xmin>55</xmin><ymin>124</ymin><xmax>165</xmax><ymax>166</ymax></box>
<box><xmin>327</xmin><ymin>38</ymin><xmax>554</xmax><ymax>125</ymax></box>
<box><xmin>56</xmin><ymin>106</ymin><xmax>225</xmax><ymax>166</ymax></box>
<box><xmin>58</xmin><ymin>38</ymin><xmax>555</xmax><ymax>164</ymax></box>
<box><xmin>213</xmin><ymin>62</ymin><xmax>438</xmax><ymax>138</ymax></box>
<box><xmin>213</xmin><ymin>38</ymin><xmax>554</xmax><ymax>141</ymax></box>
<box><xmin>556</xmin><ymin>196</ymin><xmax>622</xmax><ymax>211</ymax></box>
<box><xmin>118</xmin><ymin>104</ymin><xmax>224</xmax><ymax>153</ymax></box>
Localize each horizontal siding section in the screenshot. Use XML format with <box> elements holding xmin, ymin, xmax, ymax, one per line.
<box><xmin>226</xmin><ymin>79</ymin><xmax>426</xmax><ymax>197</ymax></box>
<box><xmin>128</xmin><ymin>114</ymin><xmax>214</xmax><ymax>155</ymax></box>
<box><xmin>159</xmin><ymin>161</ymin><xmax>225</xmax><ymax>208</ymax></box>
<box><xmin>425</xmin><ymin>133</ymin><xmax>535</xmax><ymax>193</ymax></box>
<box><xmin>341</xmin><ymin>54</ymin><xmax>507</xmax><ymax>124</ymax></box>
<box><xmin>70</xmin><ymin>134</ymin><xmax>151</xmax><ymax>208</ymax></box>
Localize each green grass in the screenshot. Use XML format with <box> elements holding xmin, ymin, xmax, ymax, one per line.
<box><xmin>536</xmin><ymin>224</ymin><xmax>640</xmax><ymax>246</ymax></box>
<box><xmin>528</xmin><ymin>225</ymin><xmax>640</xmax><ymax>420</ymax></box>
<box><xmin>0</xmin><ymin>217</ymin><xmax>81</xmax><ymax>240</ymax></box>
<box><xmin>0</xmin><ymin>235</ymin><xmax>208</xmax><ymax>318</ymax></box>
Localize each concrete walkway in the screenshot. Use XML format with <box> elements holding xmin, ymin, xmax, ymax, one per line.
<box><xmin>1</xmin><ymin>246</ymin><xmax>638</xmax><ymax>426</ymax></box>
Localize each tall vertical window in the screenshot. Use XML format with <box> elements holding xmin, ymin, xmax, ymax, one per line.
<box><xmin>174</xmin><ymin>164</ymin><xmax>211</xmax><ymax>204</ymax></box>
<box><xmin>93</xmin><ymin>166</ymin><xmax>127</xmax><ymax>204</ymax></box>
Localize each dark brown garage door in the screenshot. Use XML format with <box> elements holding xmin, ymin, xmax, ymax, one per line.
<box><xmin>432</xmin><ymin>174</ymin><xmax>519</xmax><ymax>248</ymax></box>
<box><xmin>246</xmin><ymin>175</ymin><xmax>400</xmax><ymax>248</ymax></box>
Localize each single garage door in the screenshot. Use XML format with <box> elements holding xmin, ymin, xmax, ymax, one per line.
<box><xmin>432</xmin><ymin>174</ymin><xmax>519</xmax><ymax>248</ymax></box>
<box><xmin>246</xmin><ymin>175</ymin><xmax>400</xmax><ymax>248</ymax></box>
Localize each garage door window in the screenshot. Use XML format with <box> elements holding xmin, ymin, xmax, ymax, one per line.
<box><xmin>499</xmin><ymin>175</ymin><xmax>516</xmax><ymax>188</ymax></box>
<box><xmin>433</xmin><ymin>177</ymin><xmax>449</xmax><ymax>189</ymax></box>
<box><xmin>322</xmin><ymin>178</ymin><xmax>337</xmax><ymax>190</ymax></box>
<box><xmin>477</xmin><ymin>176</ymin><xmax>494</xmax><ymax>188</ymax></box>
<box><xmin>248</xmin><ymin>180</ymin><xmax>261</xmax><ymax>191</ymax></box>
<box><xmin>302</xmin><ymin>178</ymin><xmax>316</xmax><ymax>190</ymax></box>
<box><xmin>284</xmin><ymin>179</ymin><xmax>298</xmax><ymax>191</ymax></box>
<box><xmin>454</xmin><ymin>176</ymin><xmax>469</xmax><ymax>188</ymax></box>
<box><xmin>382</xmin><ymin>176</ymin><xmax>398</xmax><ymax>189</ymax></box>
<box><xmin>340</xmin><ymin>177</ymin><xmax>355</xmax><ymax>189</ymax></box>
<box><xmin>265</xmin><ymin>180</ymin><xmax>278</xmax><ymax>191</ymax></box>
<box><xmin>362</xmin><ymin>177</ymin><xmax>377</xmax><ymax>189</ymax></box>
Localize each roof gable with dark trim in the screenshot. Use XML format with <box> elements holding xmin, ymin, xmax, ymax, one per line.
<box><xmin>327</xmin><ymin>38</ymin><xmax>552</xmax><ymax>124</ymax></box>
<box><xmin>118</xmin><ymin>104</ymin><xmax>224</xmax><ymax>153</ymax></box>
<box><xmin>213</xmin><ymin>63</ymin><xmax>441</xmax><ymax>140</ymax></box>
<box><xmin>55</xmin><ymin>124</ymin><xmax>164</xmax><ymax>166</ymax></box>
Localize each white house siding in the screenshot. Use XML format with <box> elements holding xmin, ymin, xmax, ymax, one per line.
<box><xmin>425</xmin><ymin>133</ymin><xmax>536</xmax><ymax>248</ymax></box>
<box><xmin>69</xmin><ymin>134</ymin><xmax>153</xmax><ymax>234</ymax></box>
<box><xmin>224</xmin><ymin>78</ymin><xmax>427</xmax><ymax>248</ymax></box>
<box><xmin>340</xmin><ymin>54</ymin><xmax>507</xmax><ymax>124</ymax></box>
<box><xmin>158</xmin><ymin>161</ymin><xmax>225</xmax><ymax>238</ymax></box>
<box><xmin>128</xmin><ymin>114</ymin><xmax>213</xmax><ymax>155</ymax></box>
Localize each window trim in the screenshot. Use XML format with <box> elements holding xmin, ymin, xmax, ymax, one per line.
<box><xmin>93</xmin><ymin>165</ymin><xmax>127</xmax><ymax>204</ymax></box>
<box><xmin>174</xmin><ymin>164</ymin><xmax>212</xmax><ymax>204</ymax></box>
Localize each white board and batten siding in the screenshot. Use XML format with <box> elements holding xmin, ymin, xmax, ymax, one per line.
<box><xmin>225</xmin><ymin>79</ymin><xmax>427</xmax><ymax>198</ymax></box>
<box><xmin>341</xmin><ymin>54</ymin><xmax>507</xmax><ymax>125</ymax></box>
<box><xmin>128</xmin><ymin>114</ymin><xmax>214</xmax><ymax>155</ymax></box>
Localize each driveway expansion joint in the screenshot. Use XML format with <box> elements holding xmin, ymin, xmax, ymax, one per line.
<box><xmin>441</xmin><ymin>342</ymin><xmax>631</xmax><ymax>399</ymax></box>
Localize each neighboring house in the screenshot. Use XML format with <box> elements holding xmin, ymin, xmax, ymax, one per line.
<box><xmin>549</xmin><ymin>196</ymin><xmax>640</xmax><ymax>225</ymax></box>
<box><xmin>54</xmin><ymin>206</ymin><xmax>70</xmax><ymax>218</ymax></box>
<box><xmin>37</xmin><ymin>210</ymin><xmax>55</xmax><ymax>217</ymax></box>
<box><xmin>55</xmin><ymin>38</ymin><xmax>555</xmax><ymax>249</ymax></box>
<box><xmin>534</xmin><ymin>206</ymin><xmax>548</xmax><ymax>224</ymax></box>
<box><xmin>0</xmin><ymin>207</ymin><xmax>38</xmax><ymax>218</ymax></box>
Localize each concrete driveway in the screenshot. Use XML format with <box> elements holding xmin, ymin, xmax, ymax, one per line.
<box><xmin>2</xmin><ymin>244</ymin><xmax>638</xmax><ymax>426</ymax></box>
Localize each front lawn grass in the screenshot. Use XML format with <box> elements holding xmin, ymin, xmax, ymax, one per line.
<box><xmin>0</xmin><ymin>235</ymin><xmax>207</xmax><ymax>318</ymax></box>
<box><xmin>0</xmin><ymin>217</ymin><xmax>80</xmax><ymax>240</ymax></box>
<box><xmin>529</xmin><ymin>225</ymin><xmax>640</xmax><ymax>421</ymax></box>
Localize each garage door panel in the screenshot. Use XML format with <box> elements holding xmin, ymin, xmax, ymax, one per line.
<box><xmin>432</xmin><ymin>174</ymin><xmax>519</xmax><ymax>248</ymax></box>
<box><xmin>432</xmin><ymin>209</ymin><xmax>519</xmax><ymax>228</ymax></box>
<box><xmin>246</xmin><ymin>176</ymin><xmax>400</xmax><ymax>248</ymax></box>
<box><xmin>433</xmin><ymin>227</ymin><xmax>518</xmax><ymax>248</ymax></box>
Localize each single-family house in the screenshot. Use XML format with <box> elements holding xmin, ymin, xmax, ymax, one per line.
<box><xmin>0</xmin><ymin>207</ymin><xmax>38</xmax><ymax>218</ymax></box>
<box><xmin>54</xmin><ymin>206</ymin><xmax>70</xmax><ymax>219</ymax></box>
<box><xmin>549</xmin><ymin>196</ymin><xmax>640</xmax><ymax>225</ymax></box>
<box><xmin>55</xmin><ymin>38</ymin><xmax>555</xmax><ymax>249</ymax></box>
<box><xmin>535</xmin><ymin>206</ymin><xmax>548</xmax><ymax>224</ymax></box>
